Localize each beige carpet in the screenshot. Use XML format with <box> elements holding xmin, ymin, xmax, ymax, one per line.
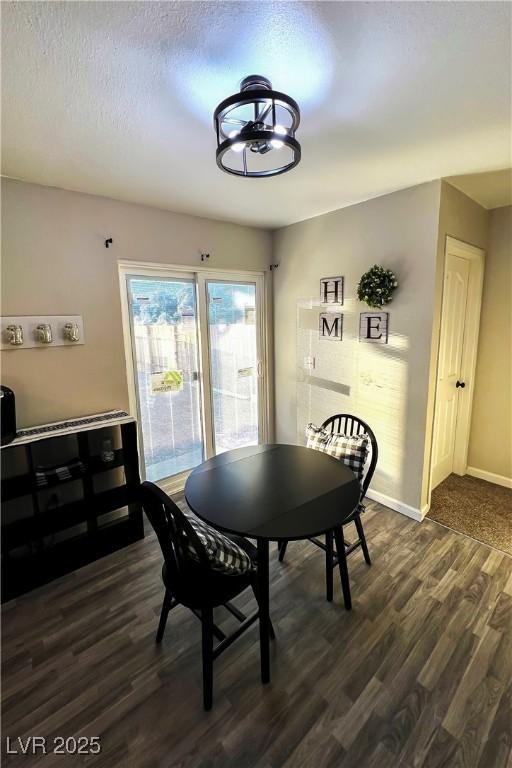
<box><xmin>428</xmin><ymin>473</ymin><xmax>512</xmax><ymax>555</ymax></box>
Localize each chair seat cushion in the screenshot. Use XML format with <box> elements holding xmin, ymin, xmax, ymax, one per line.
<box><xmin>305</xmin><ymin>423</ymin><xmax>369</xmax><ymax>482</ymax></box>
<box><xmin>184</xmin><ymin>513</ymin><xmax>255</xmax><ymax>575</ymax></box>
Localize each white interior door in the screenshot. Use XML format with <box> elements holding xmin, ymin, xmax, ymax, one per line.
<box><xmin>431</xmin><ymin>253</ymin><xmax>470</xmax><ymax>489</ymax></box>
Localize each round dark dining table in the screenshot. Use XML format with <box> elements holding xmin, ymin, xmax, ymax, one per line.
<box><xmin>184</xmin><ymin>443</ymin><xmax>360</xmax><ymax>684</ymax></box>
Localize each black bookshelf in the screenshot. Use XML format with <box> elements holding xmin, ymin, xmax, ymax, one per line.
<box><xmin>1</xmin><ymin>414</ymin><xmax>144</xmax><ymax>602</ymax></box>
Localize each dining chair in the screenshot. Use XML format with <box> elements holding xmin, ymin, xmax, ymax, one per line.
<box><xmin>140</xmin><ymin>481</ymin><xmax>275</xmax><ymax>711</ymax></box>
<box><xmin>277</xmin><ymin>414</ymin><xmax>378</xmax><ymax>610</ymax></box>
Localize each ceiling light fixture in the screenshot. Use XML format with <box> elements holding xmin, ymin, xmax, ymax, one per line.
<box><xmin>214</xmin><ymin>75</ymin><xmax>301</xmax><ymax>178</ymax></box>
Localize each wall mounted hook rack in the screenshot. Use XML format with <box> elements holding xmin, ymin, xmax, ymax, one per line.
<box><xmin>1</xmin><ymin>316</ymin><xmax>85</xmax><ymax>350</ymax></box>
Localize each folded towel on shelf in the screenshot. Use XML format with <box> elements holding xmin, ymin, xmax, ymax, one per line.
<box><xmin>35</xmin><ymin>459</ymin><xmax>86</xmax><ymax>487</ymax></box>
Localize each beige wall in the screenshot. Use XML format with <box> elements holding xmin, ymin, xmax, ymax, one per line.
<box><xmin>467</xmin><ymin>206</ymin><xmax>511</xmax><ymax>479</ymax></box>
<box><xmin>422</xmin><ymin>182</ymin><xmax>490</xmax><ymax>504</ymax></box>
<box><xmin>1</xmin><ymin>178</ymin><xmax>271</xmax><ymax>427</ymax></box>
<box><xmin>272</xmin><ymin>181</ymin><xmax>442</xmax><ymax>512</ymax></box>
<box><xmin>4</xmin><ymin>175</ymin><xmax>506</xmax><ymax>506</ymax></box>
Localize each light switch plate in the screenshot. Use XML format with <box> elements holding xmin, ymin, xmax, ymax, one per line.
<box><xmin>1</xmin><ymin>316</ymin><xmax>85</xmax><ymax>350</ymax></box>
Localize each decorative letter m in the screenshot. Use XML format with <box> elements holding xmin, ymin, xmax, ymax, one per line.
<box><xmin>319</xmin><ymin>312</ymin><xmax>343</xmax><ymax>340</ymax></box>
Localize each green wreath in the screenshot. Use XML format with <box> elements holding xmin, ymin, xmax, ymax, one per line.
<box><xmin>357</xmin><ymin>265</ymin><xmax>398</xmax><ymax>309</ymax></box>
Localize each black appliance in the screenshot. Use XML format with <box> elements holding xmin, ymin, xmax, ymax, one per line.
<box><xmin>1</xmin><ymin>386</ymin><xmax>17</xmax><ymax>445</ymax></box>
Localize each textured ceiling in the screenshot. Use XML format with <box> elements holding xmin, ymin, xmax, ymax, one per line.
<box><xmin>2</xmin><ymin>1</ymin><xmax>511</xmax><ymax>228</ymax></box>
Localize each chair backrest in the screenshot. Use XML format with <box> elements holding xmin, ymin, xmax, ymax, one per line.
<box><xmin>321</xmin><ymin>414</ymin><xmax>378</xmax><ymax>499</ymax></box>
<box><xmin>140</xmin><ymin>481</ymin><xmax>211</xmax><ymax>587</ymax></box>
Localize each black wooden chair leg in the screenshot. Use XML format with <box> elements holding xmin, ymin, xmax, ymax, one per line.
<box><xmin>354</xmin><ymin>514</ymin><xmax>371</xmax><ymax>565</ymax></box>
<box><xmin>333</xmin><ymin>527</ymin><xmax>352</xmax><ymax>610</ymax></box>
<box><xmin>251</xmin><ymin>583</ymin><xmax>276</xmax><ymax>640</ymax></box>
<box><xmin>156</xmin><ymin>589</ymin><xmax>173</xmax><ymax>643</ymax></box>
<box><xmin>278</xmin><ymin>540</ymin><xmax>288</xmax><ymax>562</ymax></box>
<box><xmin>201</xmin><ymin>605</ymin><xmax>214</xmax><ymax>711</ymax></box>
<box><xmin>325</xmin><ymin>530</ymin><xmax>334</xmax><ymax>602</ymax></box>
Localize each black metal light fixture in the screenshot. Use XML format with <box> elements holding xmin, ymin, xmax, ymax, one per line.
<box><xmin>214</xmin><ymin>75</ymin><xmax>301</xmax><ymax>178</ymax></box>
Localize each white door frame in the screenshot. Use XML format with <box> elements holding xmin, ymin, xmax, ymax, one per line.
<box><xmin>118</xmin><ymin>261</ymin><xmax>271</xmax><ymax>485</ymax></box>
<box><xmin>430</xmin><ymin>236</ymin><xmax>485</xmax><ymax>488</ymax></box>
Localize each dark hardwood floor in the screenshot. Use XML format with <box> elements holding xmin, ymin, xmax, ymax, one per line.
<box><xmin>2</xmin><ymin>497</ymin><xmax>511</xmax><ymax>767</ymax></box>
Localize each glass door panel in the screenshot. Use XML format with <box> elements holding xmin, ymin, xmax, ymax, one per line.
<box><xmin>206</xmin><ymin>280</ymin><xmax>259</xmax><ymax>454</ymax></box>
<box><xmin>128</xmin><ymin>276</ymin><xmax>204</xmax><ymax>481</ymax></box>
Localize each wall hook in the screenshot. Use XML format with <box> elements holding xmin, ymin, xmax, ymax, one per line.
<box><xmin>6</xmin><ymin>324</ymin><xmax>24</xmax><ymax>345</ymax></box>
<box><xmin>201</xmin><ymin>253</ymin><xmax>210</xmax><ymax>262</ymax></box>
<box><xmin>105</xmin><ymin>238</ymin><xmax>113</xmax><ymax>248</ymax></box>
<box><xmin>36</xmin><ymin>323</ymin><xmax>53</xmax><ymax>344</ymax></box>
<box><xmin>270</xmin><ymin>264</ymin><xmax>279</xmax><ymax>271</ymax></box>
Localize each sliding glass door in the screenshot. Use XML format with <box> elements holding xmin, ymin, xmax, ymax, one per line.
<box><xmin>206</xmin><ymin>280</ymin><xmax>259</xmax><ymax>454</ymax></box>
<box><xmin>125</xmin><ymin>269</ymin><xmax>266</xmax><ymax>483</ymax></box>
<box><xmin>127</xmin><ymin>275</ymin><xmax>204</xmax><ymax>481</ymax></box>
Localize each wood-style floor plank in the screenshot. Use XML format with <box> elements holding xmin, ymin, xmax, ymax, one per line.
<box><xmin>2</xmin><ymin>498</ymin><xmax>511</xmax><ymax>767</ymax></box>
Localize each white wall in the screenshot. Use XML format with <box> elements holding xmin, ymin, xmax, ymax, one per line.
<box><xmin>272</xmin><ymin>182</ymin><xmax>442</xmax><ymax>514</ymax></box>
<box><xmin>1</xmin><ymin>178</ymin><xmax>272</xmax><ymax>427</ymax></box>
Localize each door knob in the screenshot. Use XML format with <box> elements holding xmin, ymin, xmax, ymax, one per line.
<box><xmin>456</xmin><ymin>380</ymin><xmax>465</xmax><ymax>389</ymax></box>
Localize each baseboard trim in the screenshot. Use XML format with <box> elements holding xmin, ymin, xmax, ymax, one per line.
<box><xmin>466</xmin><ymin>466</ymin><xmax>512</xmax><ymax>489</ymax></box>
<box><xmin>157</xmin><ymin>470</ymin><xmax>189</xmax><ymax>496</ymax></box>
<box><xmin>366</xmin><ymin>489</ymin><xmax>428</xmax><ymax>522</ymax></box>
